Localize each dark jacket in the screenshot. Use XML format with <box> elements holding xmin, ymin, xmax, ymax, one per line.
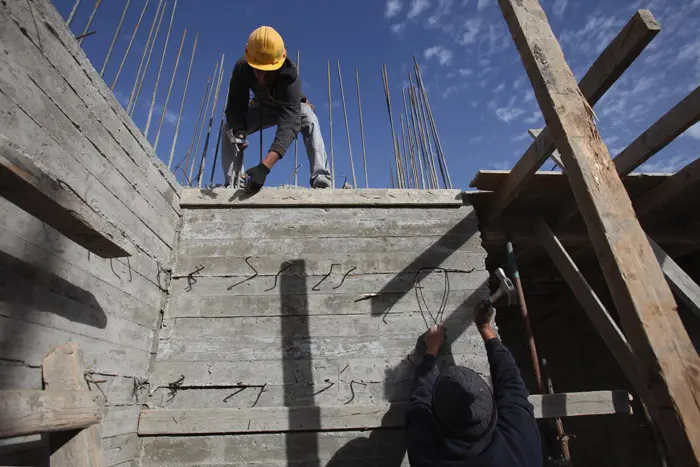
<box><xmin>406</xmin><ymin>338</ymin><xmax>542</xmax><ymax>467</ymax></box>
<box><xmin>224</xmin><ymin>57</ymin><xmax>301</xmax><ymax>157</ymax></box>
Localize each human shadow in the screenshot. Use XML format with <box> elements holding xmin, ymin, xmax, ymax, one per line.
<box><xmin>0</xmin><ymin>249</ymin><xmax>107</xmax><ymax>328</ymax></box>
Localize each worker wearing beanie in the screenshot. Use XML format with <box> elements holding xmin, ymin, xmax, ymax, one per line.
<box><xmin>406</xmin><ymin>302</ymin><xmax>543</xmax><ymax>467</ymax></box>
<box><xmin>222</xmin><ymin>26</ymin><xmax>332</xmax><ymax>191</ymax></box>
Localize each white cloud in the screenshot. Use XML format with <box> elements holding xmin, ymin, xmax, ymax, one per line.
<box><xmin>560</xmin><ymin>15</ymin><xmax>625</xmax><ymax>58</ymax></box>
<box><xmin>513</xmin><ymin>75</ymin><xmax>526</xmax><ymax>90</ymax></box>
<box><xmin>493</xmin><ymin>82</ymin><xmax>505</xmax><ymax>93</ymax></box>
<box><xmin>385</xmin><ymin>0</ymin><xmax>403</xmax><ymax>18</ymax></box>
<box><xmin>685</xmin><ymin>122</ymin><xmax>700</xmax><ymax>141</ymax></box>
<box><xmin>492</xmin><ymin>159</ymin><xmax>512</xmax><ymax>170</ymax></box>
<box><xmin>427</xmin><ymin>0</ymin><xmax>453</xmax><ymax>27</ymax></box>
<box><xmin>164</xmin><ymin>109</ymin><xmax>178</xmax><ymax>125</ymax></box>
<box><xmin>639</xmin><ymin>154</ymin><xmax>693</xmax><ymax>173</ymax></box>
<box><xmin>511</xmin><ymin>133</ymin><xmax>530</xmax><ymax>142</ymax></box>
<box><xmin>477</xmin><ymin>0</ymin><xmax>489</xmax><ymax>11</ymax></box>
<box><xmin>460</xmin><ymin>18</ymin><xmax>482</xmax><ymax>45</ymax></box>
<box><xmin>408</xmin><ymin>0</ymin><xmax>431</xmax><ymax>18</ymax></box>
<box><xmin>495</xmin><ymin>107</ymin><xmax>526</xmax><ymax>123</ymax></box>
<box><xmin>553</xmin><ymin>0</ymin><xmax>568</xmax><ymax>18</ymax></box>
<box><xmin>524</xmin><ymin>111</ymin><xmax>542</xmax><ymax>124</ymax></box>
<box><xmin>523</xmin><ymin>89</ymin><xmax>535</xmax><ymax>103</ymax></box>
<box><xmin>424</xmin><ymin>45</ymin><xmax>453</xmax><ymax>66</ymax></box>
<box><xmin>459</xmin><ymin>68</ymin><xmax>473</xmax><ymax>76</ymax></box>
<box><xmin>391</xmin><ymin>23</ymin><xmax>406</xmax><ymax>34</ymax></box>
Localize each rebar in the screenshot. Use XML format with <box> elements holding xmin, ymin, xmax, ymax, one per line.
<box><xmin>403</xmin><ymin>86</ymin><xmax>424</xmax><ymax>189</ymax></box>
<box><xmin>416</xmin><ymin>83</ymin><xmax>441</xmax><ymax>188</ymax></box>
<box><xmin>400</xmin><ymin>114</ymin><xmax>414</xmax><ymax>188</ymax></box>
<box><xmin>209</xmin><ymin>84</ymin><xmax>229</xmax><ymax>187</ymax></box>
<box><xmin>294</xmin><ymin>50</ymin><xmax>299</xmax><ymax>186</ymax></box>
<box><xmin>328</xmin><ymin>60</ymin><xmax>334</xmax><ymax>188</ymax></box>
<box><xmin>111</xmin><ymin>0</ymin><xmax>150</xmax><ymax>90</ymax></box>
<box><xmin>155</xmin><ymin>28</ymin><xmax>186</xmax><ymax>152</ymax></box>
<box><xmin>355</xmin><ymin>68</ymin><xmax>368</xmax><ymax>188</ymax></box>
<box><xmin>183</xmin><ymin>76</ymin><xmax>211</xmax><ymax>184</ymax></box>
<box><xmin>389</xmin><ymin>161</ymin><xmax>394</xmax><ymax>189</ymax></box>
<box><xmin>167</xmin><ymin>32</ymin><xmax>197</xmax><ymax>170</ymax></box>
<box><xmin>190</xmin><ymin>61</ymin><xmax>219</xmax><ymax>184</ymax></box>
<box><xmin>66</xmin><ymin>0</ymin><xmax>82</xmax><ymax>26</ymax></box>
<box><xmin>408</xmin><ymin>81</ymin><xmax>431</xmax><ymax>188</ymax></box>
<box><xmin>127</xmin><ymin>0</ymin><xmax>165</xmax><ymax>116</ymax></box>
<box><xmin>197</xmin><ymin>55</ymin><xmax>226</xmax><ymax>187</ymax></box>
<box><xmin>337</xmin><ymin>61</ymin><xmax>357</xmax><ymax>188</ymax></box>
<box><xmin>78</xmin><ymin>0</ymin><xmax>101</xmax><ymax>45</ymax></box>
<box><xmin>382</xmin><ymin>66</ymin><xmax>403</xmax><ymax>188</ymax></box>
<box><xmin>100</xmin><ymin>0</ymin><xmax>130</xmax><ymax>77</ymax></box>
<box><xmin>145</xmin><ymin>0</ymin><xmax>177</xmax><ymax>137</ymax></box>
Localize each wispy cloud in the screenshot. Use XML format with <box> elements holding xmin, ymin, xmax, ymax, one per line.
<box><xmin>492</xmin><ymin>159</ymin><xmax>512</xmax><ymax>170</ymax></box>
<box><xmin>427</xmin><ymin>0</ymin><xmax>454</xmax><ymax>28</ymax></box>
<box><xmin>685</xmin><ymin>122</ymin><xmax>700</xmax><ymax>141</ymax></box>
<box><xmin>511</xmin><ymin>133</ymin><xmax>530</xmax><ymax>142</ymax></box>
<box><xmin>524</xmin><ymin>111</ymin><xmax>542</xmax><ymax>125</ymax></box>
<box><xmin>408</xmin><ymin>0</ymin><xmax>431</xmax><ymax>18</ymax></box>
<box><xmin>459</xmin><ymin>68</ymin><xmax>473</xmax><ymax>76</ymax></box>
<box><xmin>523</xmin><ymin>89</ymin><xmax>535</xmax><ymax>103</ymax></box>
<box><xmin>493</xmin><ymin>82</ymin><xmax>506</xmax><ymax>93</ymax></box>
<box><xmin>477</xmin><ymin>0</ymin><xmax>489</xmax><ymax>11</ymax></box>
<box><xmin>496</xmin><ymin>107</ymin><xmax>526</xmax><ymax>123</ymax></box>
<box><xmin>639</xmin><ymin>154</ymin><xmax>693</xmax><ymax>173</ymax></box>
<box><xmin>391</xmin><ymin>23</ymin><xmax>406</xmax><ymax>34</ymax></box>
<box><xmin>385</xmin><ymin>0</ymin><xmax>403</xmax><ymax>18</ymax></box>
<box><xmin>424</xmin><ymin>45</ymin><xmax>453</xmax><ymax>66</ymax></box>
<box><xmin>553</xmin><ymin>0</ymin><xmax>568</xmax><ymax>18</ymax></box>
<box><xmin>459</xmin><ymin>18</ymin><xmax>482</xmax><ymax>45</ymax></box>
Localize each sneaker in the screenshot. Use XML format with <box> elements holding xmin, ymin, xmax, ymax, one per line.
<box><xmin>312</xmin><ymin>176</ymin><xmax>332</xmax><ymax>189</ymax></box>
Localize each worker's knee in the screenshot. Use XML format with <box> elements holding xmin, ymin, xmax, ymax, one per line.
<box><xmin>300</xmin><ymin>102</ymin><xmax>319</xmax><ymax>135</ymax></box>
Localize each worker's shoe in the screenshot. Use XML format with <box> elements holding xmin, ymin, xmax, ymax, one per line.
<box><xmin>312</xmin><ymin>176</ymin><xmax>332</xmax><ymax>189</ymax></box>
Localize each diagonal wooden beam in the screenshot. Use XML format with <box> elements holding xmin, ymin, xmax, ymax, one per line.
<box><xmin>499</xmin><ymin>1</ymin><xmax>700</xmax><ymax>465</ymax></box>
<box><xmin>634</xmin><ymin>156</ymin><xmax>700</xmax><ymax>218</ymax></box>
<box><xmin>648</xmin><ymin>238</ymin><xmax>700</xmax><ymax>320</ymax></box>
<box><xmin>529</xmin><ymin>128</ymin><xmax>564</xmax><ymax>169</ymax></box>
<box><xmin>482</xmin><ymin>9</ymin><xmax>660</xmax><ymax>223</ymax></box>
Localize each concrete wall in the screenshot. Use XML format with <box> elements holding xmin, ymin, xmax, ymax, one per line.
<box><xmin>0</xmin><ymin>1</ymin><xmax>182</xmax><ymax>465</ymax></box>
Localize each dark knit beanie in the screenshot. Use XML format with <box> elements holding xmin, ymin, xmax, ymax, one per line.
<box><xmin>432</xmin><ymin>366</ymin><xmax>496</xmax><ymax>445</ymax></box>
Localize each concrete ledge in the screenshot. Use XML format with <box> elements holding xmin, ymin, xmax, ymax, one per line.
<box><xmin>180</xmin><ymin>188</ymin><xmax>464</xmax><ymax>208</ymax></box>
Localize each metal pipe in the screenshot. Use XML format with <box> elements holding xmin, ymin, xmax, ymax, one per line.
<box><xmin>155</xmin><ymin>28</ymin><xmax>186</xmax><ymax>152</ymax></box>
<box><xmin>66</xmin><ymin>0</ymin><xmax>82</xmax><ymax>26</ymax></box>
<box><xmin>128</xmin><ymin>0</ymin><xmax>166</xmax><ymax>116</ymax></box>
<box><xmin>400</xmin><ymin>114</ymin><xmax>414</xmax><ymax>188</ymax></box>
<box><xmin>408</xmin><ymin>81</ymin><xmax>431</xmax><ymax>188</ymax></box>
<box><xmin>337</xmin><ymin>61</ymin><xmax>357</xmax><ymax>188</ymax></box>
<box><xmin>78</xmin><ymin>0</ymin><xmax>101</xmax><ymax>45</ymax></box>
<box><xmin>415</xmin><ymin>82</ymin><xmax>440</xmax><ymax>188</ymax></box>
<box><xmin>382</xmin><ymin>66</ymin><xmax>403</xmax><ymax>188</ymax></box>
<box><xmin>145</xmin><ymin>0</ymin><xmax>177</xmax><ymax>137</ymax></box>
<box><xmin>209</xmin><ymin>84</ymin><xmax>230</xmax><ymax>187</ymax></box>
<box><xmin>541</xmin><ymin>359</ymin><xmax>572</xmax><ymax>463</ymax></box>
<box><xmin>100</xmin><ymin>0</ymin><xmax>130</xmax><ymax>77</ymax></box>
<box><xmin>111</xmin><ymin>0</ymin><xmax>150</xmax><ymax>90</ymax></box>
<box><xmin>167</xmin><ymin>31</ymin><xmax>197</xmax><ymax>170</ymax></box>
<box><xmin>184</xmin><ymin>76</ymin><xmax>211</xmax><ymax>184</ymax></box>
<box><xmin>355</xmin><ymin>68</ymin><xmax>368</xmax><ymax>188</ymax></box>
<box><xmin>328</xmin><ymin>60</ymin><xmax>334</xmax><ymax>188</ymax></box>
<box><xmin>402</xmin><ymin>89</ymin><xmax>419</xmax><ymax>188</ymax></box>
<box><xmin>190</xmin><ymin>61</ymin><xmax>218</xmax><ymax>185</ymax></box>
<box><xmin>197</xmin><ymin>55</ymin><xmax>226</xmax><ymax>187</ymax></box>
<box><xmin>403</xmin><ymin>86</ymin><xmax>424</xmax><ymax>189</ymax></box>
<box><xmin>294</xmin><ymin>50</ymin><xmax>299</xmax><ymax>186</ymax></box>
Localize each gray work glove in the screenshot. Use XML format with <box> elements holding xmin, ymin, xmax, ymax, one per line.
<box><xmin>226</xmin><ymin>128</ymin><xmax>249</xmax><ymax>151</ymax></box>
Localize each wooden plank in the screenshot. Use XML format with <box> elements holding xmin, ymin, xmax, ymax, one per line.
<box><xmin>500</xmin><ymin>0</ymin><xmax>700</xmax><ymax>463</ymax></box>
<box><xmin>614</xmin><ymin>86</ymin><xmax>700</xmax><ymax>176</ymax></box>
<box><xmin>138</xmin><ymin>391</ymin><xmax>631</xmax><ymax>435</ymax></box>
<box><xmin>180</xmin><ymin>188</ymin><xmax>464</xmax><ymax>207</ymax></box>
<box><xmin>42</xmin><ymin>342</ymin><xmax>107</xmax><ymax>467</ymax></box>
<box><xmin>482</xmin><ymin>9</ymin><xmax>660</xmax><ymax>223</ymax></box>
<box><xmin>634</xmin><ymin>157</ymin><xmax>700</xmax><ymax>218</ymax></box>
<box><xmin>0</xmin><ymin>137</ymin><xmax>130</xmax><ymax>258</ymax></box>
<box><xmin>3</xmin><ymin>0</ymin><xmax>182</xmax><ymax>206</ymax></box>
<box><xmin>529</xmin><ymin>128</ymin><xmax>564</xmax><ymax>169</ymax></box>
<box><xmin>649</xmin><ymin>238</ymin><xmax>700</xmax><ymax>320</ymax></box>
<box><xmin>0</xmin><ymin>389</ymin><xmax>101</xmax><ymax>438</ymax></box>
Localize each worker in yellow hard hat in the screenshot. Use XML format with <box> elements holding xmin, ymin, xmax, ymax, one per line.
<box><xmin>221</xmin><ymin>26</ymin><xmax>332</xmax><ymax>191</ymax></box>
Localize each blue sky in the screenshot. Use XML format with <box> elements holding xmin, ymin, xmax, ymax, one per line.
<box><xmin>54</xmin><ymin>0</ymin><xmax>700</xmax><ymax>189</ymax></box>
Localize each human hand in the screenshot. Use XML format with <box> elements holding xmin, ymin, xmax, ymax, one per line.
<box><xmin>474</xmin><ymin>300</ymin><xmax>495</xmax><ymax>330</ymax></box>
<box><xmin>424</xmin><ymin>323</ymin><xmax>445</xmax><ymax>356</ymax></box>
<box><xmin>227</xmin><ymin>129</ymin><xmax>249</xmax><ymax>150</ymax></box>
<box><xmin>242</xmin><ymin>163</ymin><xmax>270</xmax><ymax>192</ymax></box>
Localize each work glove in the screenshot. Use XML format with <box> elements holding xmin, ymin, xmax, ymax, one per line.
<box><xmin>226</xmin><ymin>129</ymin><xmax>248</xmax><ymax>151</ymax></box>
<box><xmin>242</xmin><ymin>163</ymin><xmax>270</xmax><ymax>192</ymax></box>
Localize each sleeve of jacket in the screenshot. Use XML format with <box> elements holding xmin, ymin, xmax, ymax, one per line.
<box><xmin>224</xmin><ymin>59</ymin><xmax>250</xmax><ymax>134</ymax></box>
<box><xmin>269</xmin><ymin>77</ymin><xmax>302</xmax><ymax>157</ymax></box>
<box><xmin>405</xmin><ymin>354</ymin><xmax>439</xmax><ymax>466</ymax></box>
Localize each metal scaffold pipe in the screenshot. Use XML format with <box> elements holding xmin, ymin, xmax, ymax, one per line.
<box><xmin>111</xmin><ymin>0</ymin><xmax>150</xmax><ymax>90</ymax></box>
<box><xmin>100</xmin><ymin>0</ymin><xmax>130</xmax><ymax>77</ymax></box>
<box><xmin>337</xmin><ymin>61</ymin><xmax>357</xmax><ymax>188</ymax></box>
<box><xmin>155</xmin><ymin>29</ymin><xmax>186</xmax><ymax>152</ymax></box>
<box><xmin>167</xmin><ymin>31</ymin><xmax>197</xmax><ymax>170</ymax></box>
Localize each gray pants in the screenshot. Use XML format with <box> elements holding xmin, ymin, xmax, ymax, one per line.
<box><xmin>222</xmin><ymin>102</ymin><xmax>331</xmax><ymax>187</ymax></box>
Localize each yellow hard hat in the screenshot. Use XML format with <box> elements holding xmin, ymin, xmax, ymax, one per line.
<box><xmin>245</xmin><ymin>26</ymin><xmax>287</xmax><ymax>71</ymax></box>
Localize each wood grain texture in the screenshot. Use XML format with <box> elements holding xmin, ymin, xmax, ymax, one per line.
<box><xmin>0</xmin><ymin>137</ymin><xmax>130</xmax><ymax>258</ymax></box>
<box><xmin>0</xmin><ymin>390</ymin><xmax>101</xmax><ymax>438</ymax></box>
<box><xmin>482</xmin><ymin>9</ymin><xmax>660</xmax><ymax>223</ymax></box>
<box><xmin>634</xmin><ymin>157</ymin><xmax>700</xmax><ymax>218</ymax></box>
<box><xmin>649</xmin><ymin>238</ymin><xmax>700</xmax><ymax>320</ymax></box>
<box><xmin>500</xmin><ymin>0</ymin><xmax>700</xmax><ymax>463</ymax></box>
<box><xmin>180</xmin><ymin>188</ymin><xmax>464</xmax><ymax>207</ymax></box>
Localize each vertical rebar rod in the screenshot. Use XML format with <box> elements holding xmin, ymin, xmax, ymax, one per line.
<box><xmin>354</xmin><ymin>68</ymin><xmax>369</xmax><ymax>188</ymax></box>
<box><xmin>66</xmin><ymin>0</ymin><xmax>82</xmax><ymax>26</ymax></box>
<box><xmin>382</xmin><ymin>66</ymin><xmax>405</xmax><ymax>188</ymax></box>
<box><xmin>389</xmin><ymin>161</ymin><xmax>394</xmax><ymax>189</ymax></box>
<box><xmin>78</xmin><ymin>0</ymin><xmax>101</xmax><ymax>45</ymax></box>
<box><xmin>402</xmin><ymin>89</ymin><xmax>419</xmax><ymax>188</ymax></box>
<box><xmin>403</xmin><ymin>86</ymin><xmax>423</xmax><ymax>189</ymax></box>
<box><xmin>167</xmin><ymin>31</ymin><xmax>197</xmax><ymax>170</ymax></box>
<box><xmin>400</xmin><ymin>114</ymin><xmax>414</xmax><ymax>188</ymax></box>
<box><xmin>328</xmin><ymin>61</ymin><xmax>334</xmax><ymax>188</ymax></box>
<box><xmin>414</xmin><ymin>58</ymin><xmax>452</xmax><ymax>188</ymax></box>
<box><xmin>145</xmin><ymin>0</ymin><xmax>177</xmax><ymax>137</ymax></box>
<box><xmin>100</xmin><ymin>0</ymin><xmax>130</xmax><ymax>77</ymax></box>
<box><xmin>408</xmin><ymin>82</ymin><xmax>431</xmax><ymax>189</ymax></box>
<box><xmin>416</xmin><ymin>83</ymin><xmax>441</xmax><ymax>188</ymax></box>
<box><xmin>294</xmin><ymin>50</ymin><xmax>299</xmax><ymax>186</ymax></box>
<box><xmin>111</xmin><ymin>0</ymin><xmax>149</xmax><ymax>90</ymax></box>
<box><xmin>411</xmin><ymin>83</ymin><xmax>436</xmax><ymax>188</ymax></box>
<box><xmin>401</xmin><ymin>114</ymin><xmax>411</xmax><ymax>189</ymax></box>
<box><xmin>337</xmin><ymin>61</ymin><xmax>357</xmax><ymax>188</ymax></box>
<box><xmin>185</xmin><ymin>76</ymin><xmax>211</xmax><ymax>184</ymax></box>
<box><xmin>198</xmin><ymin>54</ymin><xmax>225</xmax><ymax>187</ymax></box>
<box><xmin>190</xmin><ymin>61</ymin><xmax>219</xmax><ymax>185</ymax></box>
<box><xmin>209</xmin><ymin>84</ymin><xmax>229</xmax><ymax>187</ymax></box>
<box><xmin>128</xmin><ymin>0</ymin><xmax>164</xmax><ymax>115</ymax></box>
<box><xmin>154</xmin><ymin>28</ymin><xmax>186</xmax><ymax>152</ymax></box>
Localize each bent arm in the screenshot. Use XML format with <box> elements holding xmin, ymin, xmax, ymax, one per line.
<box><xmin>269</xmin><ymin>78</ymin><xmax>301</xmax><ymax>157</ymax></box>
<box><xmin>225</xmin><ymin>59</ymin><xmax>250</xmax><ymax>134</ymax></box>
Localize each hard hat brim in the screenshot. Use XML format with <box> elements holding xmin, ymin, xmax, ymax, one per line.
<box><xmin>246</xmin><ymin>49</ymin><xmax>287</xmax><ymax>71</ymax></box>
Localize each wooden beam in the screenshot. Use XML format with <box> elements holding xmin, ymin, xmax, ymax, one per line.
<box><xmin>634</xmin><ymin>157</ymin><xmax>700</xmax><ymax>218</ymax></box>
<box><xmin>499</xmin><ymin>1</ymin><xmax>700</xmax><ymax>464</ymax></box>
<box><xmin>0</xmin><ymin>390</ymin><xmax>101</xmax><ymax>438</ymax></box>
<box><xmin>0</xmin><ymin>136</ymin><xmax>130</xmax><ymax>258</ymax></box>
<box><xmin>43</xmin><ymin>343</ymin><xmax>106</xmax><ymax>467</ymax></box>
<box><xmin>529</xmin><ymin>129</ymin><xmax>564</xmax><ymax>169</ymax></box>
<box><xmin>138</xmin><ymin>391</ymin><xmax>632</xmax><ymax>435</ymax></box>
<box><xmin>482</xmin><ymin>9</ymin><xmax>660</xmax><ymax>223</ymax></box>
<box><xmin>649</xmin><ymin>238</ymin><xmax>700</xmax><ymax>320</ymax></box>
<box><xmin>614</xmin><ymin>86</ymin><xmax>700</xmax><ymax>177</ymax></box>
